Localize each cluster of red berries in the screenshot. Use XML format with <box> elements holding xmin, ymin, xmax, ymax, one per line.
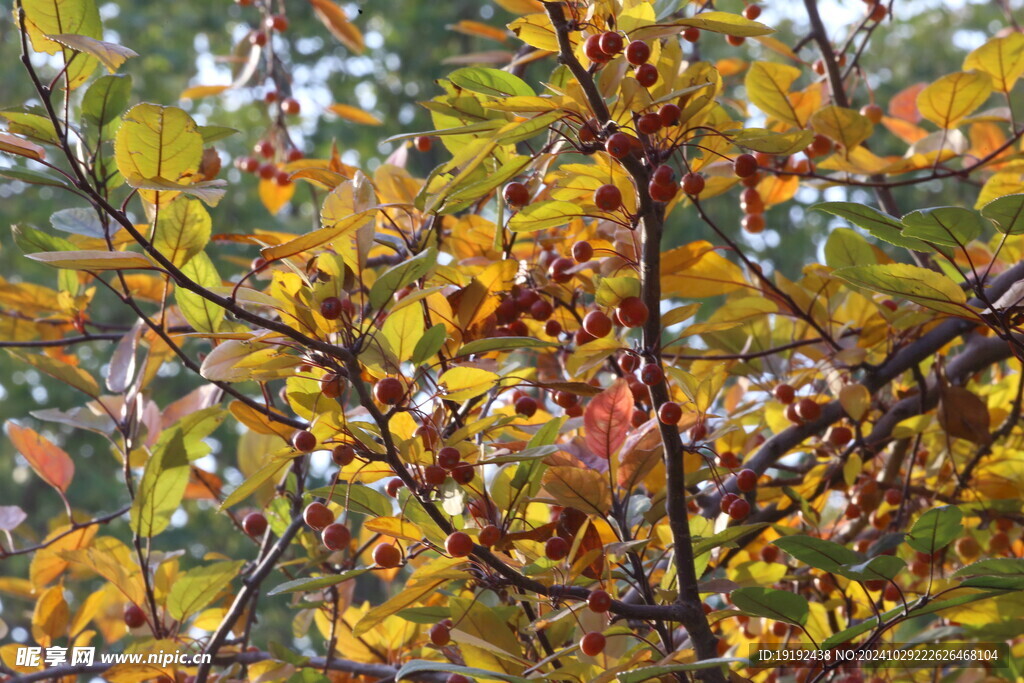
<box><xmin>234</xmin><ymin>139</ymin><xmax>301</xmax><ymax>186</ymax></box>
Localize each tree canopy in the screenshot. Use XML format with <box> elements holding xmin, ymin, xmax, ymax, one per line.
<box><xmin>2</xmin><ymin>1</ymin><xmax>1024</xmax><ymax>683</ymax></box>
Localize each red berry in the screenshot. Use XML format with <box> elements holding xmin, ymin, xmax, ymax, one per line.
<box><xmin>332</xmin><ymin>444</ymin><xmax>355</xmax><ymax>466</ymax></box>
<box><xmin>728</xmin><ymin>498</ymin><xmax>751</xmax><ymax>520</ymax></box>
<box><xmin>545</xmin><ymin>319</ymin><xmax>562</xmax><ymax>337</ymax></box>
<box><xmin>658</xmin><ymin>401</ymin><xmax>683</xmax><ymax>425</ymax></box>
<box><xmin>373</xmin><ymin>542</ymin><xmax>402</xmax><ymax>568</ymax></box>
<box><xmin>689</xmin><ymin>422</ymin><xmax>708</xmax><ymax>441</ymax></box>
<box><xmin>425</xmin><ymin>464</ymin><xmax>448</xmax><ymax>487</ymax></box>
<box><xmin>583</xmin><ymin>310</ymin><xmax>613</xmax><ymax>338</ymax></box>
<box><xmin>242</xmin><ymin>512</ymin><xmax>267</xmax><ymax>537</ymax></box>
<box><xmin>845</xmin><ymin>503</ymin><xmax>862</xmax><ymax>519</ymax></box>
<box><xmin>124</xmin><ymin>604</ymin><xmax>146</xmax><ymax>629</ymax></box>
<box><xmin>649</xmin><ymin>178</ymin><xmax>677</xmax><ymax>201</ymax></box>
<box><xmin>743</xmin><ymin>4</ymin><xmax>762</xmax><ymax>20</ymax></box>
<box><xmin>828</xmin><ymin>426</ymin><xmax>853</xmax><ymax>446</ymax></box>
<box><xmin>681</xmin><ymin>172</ymin><xmax>705</xmax><ymax>195</ymax></box>
<box><xmin>374</xmin><ymin>377</ymin><xmax>404</xmax><ymax>405</ymax></box>
<box><xmin>625</xmin><ymin>40</ymin><xmax>650</xmax><ymax>65</ymax></box>
<box><xmin>637</xmin><ymin>113</ymin><xmax>662</xmax><ymax>135</ymax></box>
<box><xmin>635</xmin><ymin>63</ymin><xmax>659</xmax><ymax>87</ymax></box>
<box><xmin>322</xmin><ymin>523</ymin><xmax>351</xmax><ymax>551</ymax></box>
<box><xmin>583</xmin><ymin>34</ymin><xmax>610</xmax><ymax>63</ymax></box>
<box><xmin>515</xmin><ymin>395</ymin><xmax>538</xmax><ymax>417</ymax></box>
<box><xmin>605</xmin><ymin>133</ymin><xmax>633</xmax><ymax>159</ymax></box>
<box><xmin>530</xmin><ymin>298</ymin><xmax>553</xmax><ymax>321</ymax></box>
<box><xmin>254</xmin><ymin>140</ymin><xmax>275</xmax><ymax>158</ymax></box>
<box><xmin>721</xmin><ymin>493</ymin><xmax>739</xmax><ymax>514</ymax></box>
<box><xmin>867</xmin><ymin>2</ymin><xmax>887</xmax><ymax>22</ymax></box>
<box><xmin>773</xmin><ymin>384</ymin><xmax>795</xmax><ymax>404</ymax></box>
<box><xmin>549</xmin><ymin>256</ymin><xmax>575</xmax><ymax>283</ymax></box>
<box><xmin>479</xmin><ymin>524</ymin><xmax>501</xmax><ymax>547</ymax></box>
<box><xmin>640</xmin><ymin>363</ymin><xmax>663</xmax><ymax>386</ymax></box>
<box><xmin>796</xmin><ymin>398</ymin><xmax>821</xmax><ymax>421</ymax></box>
<box><xmin>619</xmin><ymin>354</ymin><xmax>639</xmax><ymax>373</ymax></box>
<box><xmin>652</xmin><ymin>165</ymin><xmax>675</xmax><ymax>186</ymax></box>
<box><xmin>760</xmin><ymin>545</ymin><xmax>780</xmax><ymax>563</ymax></box>
<box><xmin>452</xmin><ymin>463</ymin><xmax>475</xmax><ymax>485</ymax></box>
<box><xmin>726</xmin><ymin>34</ymin><xmax>746</xmax><ymax>46</ymax></box>
<box><xmin>545</xmin><ymin>536</ymin><xmax>570</xmax><ymax>561</ymax></box>
<box><xmin>238</xmin><ymin>156</ymin><xmax>260</xmax><ymax>173</ymax></box>
<box><xmin>786</xmin><ymin>403</ymin><xmax>803</xmax><ymax>424</ymax></box>
<box><xmin>884</xmin><ymin>488</ymin><xmax>901</xmax><ymax>506</ymax></box>
<box><xmin>320</xmin><ymin>296</ymin><xmax>343</xmax><ymax>320</ymax></box>
<box><xmin>593</xmin><ymin>184</ymin><xmax>622</xmax><ymax>211</ymax></box>
<box><xmin>631</xmin><ymin>408</ymin><xmax>648</xmax><ymax>427</ymax></box>
<box><xmin>287</xmin><ymin>147</ymin><xmax>304</xmax><ymax>162</ymax></box>
<box><xmin>322</xmin><ymin>373</ymin><xmax>345</xmax><ymax>399</ymax></box>
<box><xmin>274</xmin><ymin>169</ymin><xmax>292</xmax><ymax>187</ymax></box>
<box><xmin>658</xmin><ymin>104</ymin><xmax>681</xmax><ymax>127</ymax></box>
<box><xmin>386</xmin><ymin>477</ymin><xmax>404</xmax><ymax>498</ymax></box>
<box><xmin>734</xmin><ymin>153</ymin><xmax>758</xmax><ymax>178</ymax></box>
<box><xmin>438</xmin><ymin>447</ymin><xmax>461</xmax><ymax>470</ymax></box>
<box><xmin>580</xmin><ymin>631</ymin><xmax>606</xmax><ymax>657</ymax></box>
<box><xmin>742</xmin><ymin>213</ymin><xmax>765</xmax><ymax>233</ymax></box>
<box><xmin>861</xmin><ymin>104</ymin><xmax>884</xmax><ymax>124</ymax></box>
<box><xmin>588</xmin><ymin>589</ymin><xmax>612</xmax><ymax>613</ymax></box>
<box><xmin>281</xmin><ymin>98</ymin><xmax>300</xmax><ymax>115</ymax></box>
<box><xmin>250</xmin><ymin>31</ymin><xmax>267</xmax><ymax>46</ymax></box>
<box><xmin>258</xmin><ymin>163</ymin><xmax>276</xmax><ymax>180</ymax></box>
<box><xmin>447</xmin><ymin>676</ymin><xmax>470</xmax><ymax>683</ymax></box>
<box><xmin>292</xmin><ymin>430</ymin><xmax>317</xmax><ymax>452</ymax></box>
<box><xmin>617</xmin><ymin>296</ymin><xmax>649</xmax><ymax>328</ymax></box>
<box><xmin>503</xmin><ymin>182</ymin><xmax>530</xmax><ymax>207</ymax></box>
<box><xmin>574</xmin><ymin>328</ymin><xmax>595</xmax><ymax>346</ymax></box>
<box><xmin>806</xmin><ymin>134</ymin><xmax>833</xmax><ymax>158</ymax></box>
<box><xmin>598</xmin><ymin>31</ymin><xmax>624</xmax><ymax>55</ymax></box>
<box><xmin>446</xmin><ymin>531</ymin><xmax>474</xmax><ymax>558</ymax></box>
<box><xmin>266</xmin><ymin>14</ymin><xmax>288</xmax><ymax>31</ymax></box>
<box><xmin>415</xmin><ymin>136</ymin><xmax>433</xmax><ymax>152</ymax></box>
<box><xmin>304</xmin><ymin>502</ymin><xmax>334</xmax><ymax>530</ymax></box>
<box><xmin>683</xmin><ymin>26</ymin><xmax>700</xmax><ymax>42</ymax></box>
<box><xmin>573</xmin><ymin>240</ymin><xmax>594</xmax><ymax>262</ymax></box>
<box><xmin>736</xmin><ymin>469</ymin><xmax>758</xmax><ymax>492</ymax></box>
<box><xmin>429</xmin><ymin>622</ymin><xmax>451</xmax><ymax>646</ymax></box>
<box><xmin>740</xmin><ymin>188</ymin><xmax>764</xmax><ymax>214</ymax></box>
<box><xmin>718</xmin><ymin>451</ymin><xmax>741</xmax><ymax>469</ymax></box>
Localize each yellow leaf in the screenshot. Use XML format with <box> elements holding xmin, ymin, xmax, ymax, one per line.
<box><xmin>975</xmin><ymin>171</ymin><xmax>1024</xmax><ymax>209</ymax></box>
<box><xmin>380</xmin><ymin>305</ymin><xmax>424</xmax><ymax>364</ymax></box>
<box><xmin>352</xmin><ymin>574</ymin><xmax>450</xmax><ymax>637</ymax></box>
<box><xmin>839</xmin><ymin>384</ymin><xmax>871</xmax><ymax>421</ymax></box>
<box><xmin>541</xmin><ymin>466</ymin><xmax>612</xmax><ymax>516</ymax></box>
<box><xmin>0</xmin><ymin>132</ymin><xmax>46</xmax><ymax>161</ymax></box>
<box><xmin>810</xmin><ymin>105</ymin><xmax>873</xmax><ymax>152</ymax></box>
<box><xmin>22</xmin><ymin>0</ymin><xmax>101</xmax><ymax>88</ymax></box>
<box><xmin>258</xmin><ymin>177</ymin><xmax>296</xmax><ymax>214</ymax></box>
<box><xmin>229</xmin><ymin>400</ymin><xmax>294</xmax><ymax>440</ymax></box>
<box><xmin>0</xmin><ymin>643</ymin><xmax>43</xmax><ymax>673</ymax></box>
<box><xmin>115</xmin><ymin>104</ymin><xmax>204</xmax><ymax>206</ymax></box>
<box><xmin>917</xmin><ymin>71</ymin><xmax>993</xmax><ymax>129</ymax></box>
<box><xmin>32</xmin><ymin>584</ymin><xmax>69</xmax><ymax>647</ymax></box>
<box><xmin>262</xmin><ymin>186</ymin><xmax>375</xmax><ymax>263</ymax></box>
<box><xmin>29</xmin><ymin>525</ymin><xmax>97</xmax><ymax>588</ymax></box>
<box><xmin>327</xmin><ymin>103</ymin><xmax>382</xmax><ymax>125</ymax></box>
<box><xmin>963</xmin><ymin>34</ymin><xmax>1024</xmax><ymax>92</ymax></box>
<box><xmin>363</xmin><ymin>516</ymin><xmax>424</xmax><ymax>542</ymax></box>
<box><xmin>662</xmin><ymin>241</ymin><xmax>747</xmax><ymax>298</ymax></box>
<box><xmin>26</xmin><ymin>250</ymin><xmax>154</xmax><ymax>271</ymax></box>
<box><xmin>439</xmin><ymin>366</ymin><xmax>500</xmax><ymax>401</ymax></box>
<box><xmin>7</xmin><ymin>423</ymin><xmax>74</xmax><ymax>492</ymax></box>
<box><xmin>181</xmin><ymin>85</ymin><xmax>230</xmax><ymax>100</ymax></box>
<box><xmin>494</xmin><ymin>0</ymin><xmax>544</xmax><ymax>13</ymax></box>
<box><xmin>152</xmin><ymin>198</ymin><xmax>210</xmax><ymax>267</ymax></box>
<box><xmin>508</xmin><ymin>13</ymin><xmax>560</xmax><ymax>52</ymax></box>
<box><xmin>449</xmin><ymin>19</ymin><xmax>508</xmax><ymax>43</ymax></box>
<box><xmin>45</xmin><ymin>33</ymin><xmax>137</xmax><ymax>73</ymax></box>
<box><xmin>61</xmin><ymin>537</ymin><xmax>147</xmax><ymax>605</ymax></box>
<box><xmin>125</xmin><ymin>176</ymin><xmax>227</xmax><ymax>206</ymax></box>
<box><xmin>745</xmin><ymin>62</ymin><xmax>804</xmax><ymax>128</ymax></box>
<box><xmin>308</xmin><ymin>0</ymin><xmax>364</xmax><ymax>53</ymax></box>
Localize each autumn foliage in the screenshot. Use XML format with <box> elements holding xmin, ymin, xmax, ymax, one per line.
<box><xmin>3</xmin><ymin>1</ymin><xmax>1024</xmax><ymax>682</ymax></box>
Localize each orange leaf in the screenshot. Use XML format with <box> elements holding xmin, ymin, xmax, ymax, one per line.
<box><xmin>0</xmin><ymin>132</ymin><xmax>46</xmax><ymax>161</ymax></box>
<box><xmin>7</xmin><ymin>423</ymin><xmax>74</xmax><ymax>493</ymax></box>
<box><xmin>258</xmin><ymin>177</ymin><xmax>295</xmax><ymax>214</ymax></box>
<box><xmin>448</xmin><ymin>20</ymin><xmax>508</xmax><ymax>43</ymax></box>
<box><xmin>583</xmin><ymin>378</ymin><xmax>633</xmax><ymax>459</ymax></box>
<box><xmin>180</xmin><ymin>85</ymin><xmax>229</xmax><ymax>100</ymax></box>
<box><xmin>889</xmin><ymin>83</ymin><xmax>927</xmax><ymax>123</ymax></box>
<box><xmin>327</xmin><ymin>103</ymin><xmax>382</xmax><ymax>126</ymax></box>
<box><xmin>308</xmin><ymin>0</ymin><xmax>364</xmax><ymax>53</ymax></box>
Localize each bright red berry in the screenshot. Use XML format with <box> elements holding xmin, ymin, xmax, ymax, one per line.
<box><xmin>625</xmin><ymin>40</ymin><xmax>650</xmax><ymax>65</ymax></box>
<box><xmin>588</xmin><ymin>589</ymin><xmax>612</xmax><ymax>613</ymax></box>
<box><xmin>292</xmin><ymin>430</ymin><xmax>317</xmax><ymax>452</ymax></box>
<box><xmin>736</xmin><ymin>469</ymin><xmax>758</xmax><ymax>492</ymax></box>
<box><xmin>742</xmin><ymin>213</ymin><xmax>765</xmax><ymax>233</ymax></box>
<box><xmin>635</xmin><ymin>63</ymin><xmax>658</xmax><ymax>87</ymax></box>
<box><xmin>658</xmin><ymin>402</ymin><xmax>683</xmax><ymax>425</ymax></box>
<box><xmin>743</xmin><ymin>4</ymin><xmax>762</xmax><ymax>20</ymax></box>
<box><xmin>374</xmin><ymin>377</ymin><xmax>404</xmax><ymax>405</ymax></box>
<box><xmin>479</xmin><ymin>524</ymin><xmax>501</xmax><ymax>547</ymax></box>
<box><xmin>773</xmin><ymin>384</ymin><xmax>795</xmax><ymax>404</ymax></box>
<box><xmin>332</xmin><ymin>444</ymin><xmax>355</xmax><ymax>466</ymax></box>
<box><xmin>281</xmin><ymin>98</ymin><xmax>300</xmax><ymax>115</ymax></box>
<box><xmin>415</xmin><ymin>136</ymin><xmax>433</xmax><ymax>152</ymax></box>
<box><xmin>649</xmin><ymin>178</ymin><xmax>677</xmax><ymax>202</ymax></box>
<box><xmin>583</xmin><ymin>310</ymin><xmax>613</xmax><ymax>338</ymax></box>
<box><xmin>424</xmin><ymin>464</ymin><xmax>448</xmax><ymax>486</ymax></box>
<box><xmin>242</xmin><ymin>512</ymin><xmax>267</xmax><ymax>537</ymax></box>
<box><xmin>594</xmin><ymin>184</ymin><xmax>622</xmax><ymax>211</ymax></box>
<box><xmin>796</xmin><ymin>398</ymin><xmax>821</xmax><ymax>421</ymax></box>
<box><xmin>683</xmin><ymin>26</ymin><xmax>700</xmax><ymax>42</ymax></box>
<box><xmin>503</xmin><ymin>182</ymin><xmax>530</xmax><ymax>207</ymax></box>
<box><xmin>658</xmin><ymin>103</ymin><xmax>681</xmax><ymax>127</ymax></box>
<box><xmin>617</xmin><ymin>296</ymin><xmax>649</xmax><ymax>328</ymax></box>
<box><xmin>583</xmin><ymin>34</ymin><xmax>610</xmax><ymax>63</ymax></box>
<box><xmin>373</xmin><ymin>542</ymin><xmax>402</xmax><ymax>568</ymax></box>
<box><xmin>580</xmin><ymin>631</ymin><xmax>606</xmax><ymax>656</ymax></box>
<box><xmin>446</xmin><ymin>531</ymin><xmax>474</xmax><ymax>558</ymax></box>
<box><xmin>266</xmin><ymin>14</ymin><xmax>288</xmax><ymax>31</ymax></box>
<box><xmin>640</xmin><ymin>363</ymin><xmax>663</xmax><ymax>386</ymax></box>
<box><xmin>637</xmin><ymin>113</ymin><xmax>662</xmax><ymax>135</ymax></box>
<box><xmin>681</xmin><ymin>172</ymin><xmax>705</xmax><ymax>195</ymax></box>
<box><xmin>598</xmin><ymin>31</ymin><xmax>624</xmax><ymax>55</ymax></box>
<box><xmin>386</xmin><ymin>477</ymin><xmax>404</xmax><ymax>498</ymax></box>
<box><xmin>728</xmin><ymin>498</ymin><xmax>751</xmax><ymax>520</ymax></box>
<box><xmin>549</xmin><ymin>256</ymin><xmax>575</xmax><ymax>283</ymax></box>
<box><xmin>734</xmin><ymin>153</ymin><xmax>758</xmax><ymax>178</ymax></box>
<box><xmin>304</xmin><ymin>502</ymin><xmax>334</xmax><ymax>530</ymax></box>
<box><xmin>322</xmin><ymin>523</ymin><xmax>351</xmax><ymax>551</ymax></box>
<box><xmin>652</xmin><ymin>164</ymin><xmax>675</xmax><ymax>186</ymax></box>
<box><xmin>605</xmin><ymin>133</ymin><xmax>633</xmax><ymax>159</ymax></box>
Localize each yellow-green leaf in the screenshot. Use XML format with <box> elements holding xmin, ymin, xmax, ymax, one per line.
<box><xmin>130</xmin><ymin>429</ymin><xmax>189</xmax><ymax>538</ymax></box>
<box><xmin>176</xmin><ymin>252</ymin><xmax>224</xmax><ymax>333</ymax></box>
<box><xmin>45</xmin><ymin>33</ymin><xmax>137</xmax><ymax>73</ymax></box>
<box><xmin>963</xmin><ymin>34</ymin><xmax>1024</xmax><ymax>93</ymax></box>
<box><xmin>152</xmin><ymin>198</ymin><xmax>210</xmax><ymax>267</ymax></box>
<box><xmin>508</xmin><ymin>200</ymin><xmax>586</xmax><ymax>232</ymax></box>
<box><xmin>917</xmin><ymin>72</ymin><xmax>992</xmax><ymax>129</ymax></box>
<box><xmin>745</xmin><ymin>62</ymin><xmax>804</xmax><ymax>128</ymax></box>
<box><xmin>810</xmin><ymin>106</ymin><xmax>873</xmax><ymax>151</ymax></box>
<box><xmin>439</xmin><ymin>367</ymin><xmax>500</xmax><ymax>401</ymax></box>
<box><xmin>26</xmin><ymin>250</ymin><xmax>153</xmax><ymax>271</ymax></box>
<box><xmin>22</xmin><ymin>0</ymin><xmax>101</xmax><ymax>88</ymax></box>
<box><xmin>166</xmin><ymin>560</ymin><xmax>244</xmax><ymax>621</ymax></box>
<box><xmin>833</xmin><ymin>264</ymin><xmax>974</xmax><ymax>318</ymax></box>
<box><xmin>115</xmin><ymin>104</ymin><xmax>204</xmax><ymax>205</ymax></box>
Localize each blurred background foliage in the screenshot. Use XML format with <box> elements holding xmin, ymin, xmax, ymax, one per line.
<box><xmin>0</xmin><ymin>0</ymin><xmax>1016</xmax><ymax>654</ymax></box>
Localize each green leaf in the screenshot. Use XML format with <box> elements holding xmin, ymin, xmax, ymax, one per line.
<box><xmin>906</xmin><ymin>506</ymin><xmax>963</xmax><ymax>555</ymax></box>
<box><xmin>220</xmin><ymin>458</ymin><xmax>290</xmax><ymax>510</ymax></box>
<box><xmin>166</xmin><ymin>560</ymin><xmax>244</xmax><ymax>621</ymax></box>
<box><xmin>981</xmin><ymin>193</ymin><xmax>1024</xmax><ymax>234</ymax></box>
<box><xmin>837</xmin><ymin>556</ymin><xmax>906</xmax><ymax>582</ymax></box>
<box><xmin>901</xmin><ymin>207</ymin><xmax>986</xmax><ymax>247</ymax></box>
<box><xmin>131</xmin><ymin>429</ymin><xmax>190</xmax><ymax>537</ymax></box>
<box><xmin>813</xmin><ymin>202</ymin><xmax>930</xmax><ymax>251</ymax></box>
<box><xmin>617</xmin><ymin>660</ymin><xmax>738</xmax><ymax>683</ymax></box>
<box><xmin>526</xmin><ymin>417</ymin><xmax>564</xmax><ymax>450</ymax></box>
<box><xmin>442</xmin><ymin>155</ymin><xmax>531</xmax><ymax>213</ymax></box>
<box><xmin>456</xmin><ymin>336</ymin><xmax>557</xmax><ymax>357</ymax></box>
<box><xmin>267</xmin><ymin>568</ymin><xmax>372</xmax><ymax>596</ymax></box>
<box><xmin>773</xmin><ymin>535</ymin><xmax>860</xmax><ymax>572</ymax></box>
<box><xmin>152</xmin><ymin>198</ymin><xmax>211</xmax><ymax>268</ymax></box>
<box><xmin>176</xmin><ymin>252</ymin><xmax>224</xmax><ymax>333</ymax></box>
<box><xmin>309</xmin><ymin>483</ymin><xmax>393</xmax><ymax>519</ymax></box>
<box><xmin>410</xmin><ymin>323</ymin><xmax>448</xmax><ymax>366</ymax></box>
<box><xmin>448</xmin><ymin>67</ymin><xmax>534</xmax><ymax>98</ymax></box>
<box><xmin>197</xmin><ymin>125</ymin><xmax>239</xmax><ymax>143</ymax></box>
<box><xmin>0</xmin><ymin>167</ymin><xmax>71</xmax><ymax>189</ymax></box>
<box><xmin>954</xmin><ymin>558</ymin><xmax>1024</xmax><ymax>578</ymax></box>
<box><xmin>825</xmin><ymin>228</ymin><xmax>876</xmax><ymax>269</ymax></box>
<box><xmin>0</xmin><ymin>111</ymin><xmax>61</xmax><ymax>146</ymax></box>
<box><xmin>727</xmin><ymin>128</ymin><xmax>814</xmax><ymax>154</ymax></box>
<box><xmin>832</xmin><ymin>264</ymin><xmax>972</xmax><ymax>317</ymax></box>
<box><xmin>81</xmin><ymin>75</ymin><xmax>132</xmax><ymax>129</ymax></box>
<box><xmin>27</xmin><ymin>250</ymin><xmax>154</xmax><ymax>271</ymax></box>
<box><xmin>492</xmin><ymin>111</ymin><xmax>563</xmax><ymax>146</ymax></box>
<box><xmin>367</xmin><ymin>247</ymin><xmax>436</xmax><ymax>311</ymax></box>
<box><xmin>12</xmin><ymin>225</ymin><xmax>75</xmax><ymax>253</ymax></box>
<box><xmin>50</xmin><ymin>207</ymin><xmax>107</xmax><ymax>239</ymax></box>
<box><xmin>395</xmin><ymin>660</ymin><xmax>531</xmax><ymax>683</ymax></box>
<box><xmin>595</xmin><ymin>276</ymin><xmax>642</xmax><ymax>307</ymax></box>
<box><xmin>693</xmin><ymin>523</ymin><xmax>769</xmax><ymax>557</ymax></box>
<box><xmin>731</xmin><ymin>587</ymin><xmax>809</xmax><ymax>626</ymax></box>
<box><xmin>508</xmin><ymin>200</ymin><xmax>586</xmax><ymax>232</ymax></box>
